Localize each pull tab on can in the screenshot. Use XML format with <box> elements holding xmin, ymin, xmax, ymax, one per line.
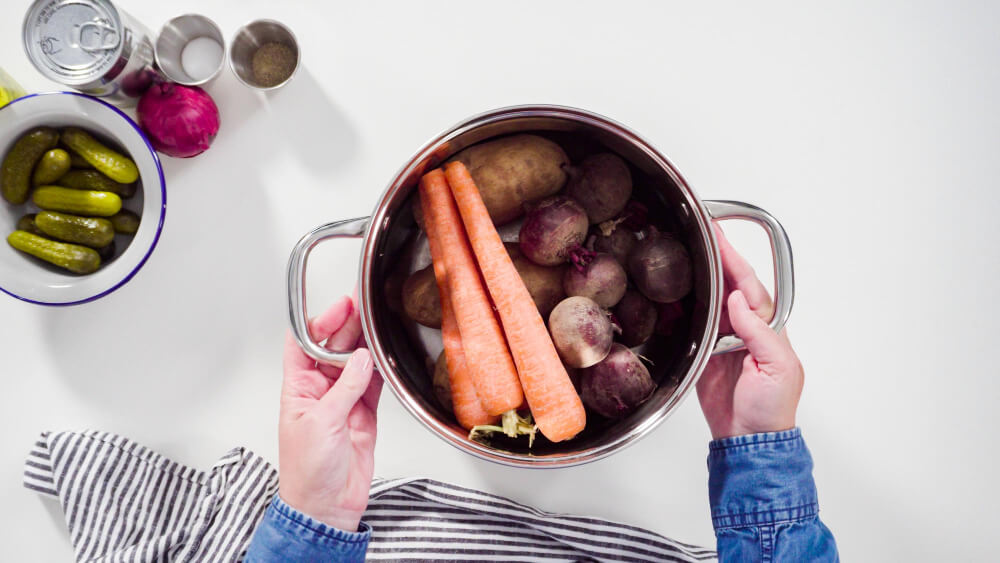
<box><xmin>21</xmin><ymin>0</ymin><xmax>158</xmax><ymax>106</ymax></box>
<box><xmin>75</xmin><ymin>19</ymin><xmax>120</xmax><ymax>52</ymax></box>
<box><xmin>23</xmin><ymin>0</ymin><xmax>126</xmax><ymax>83</ymax></box>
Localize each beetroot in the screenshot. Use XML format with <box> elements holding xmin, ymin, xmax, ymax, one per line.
<box><xmin>563</xmin><ymin>253</ymin><xmax>627</xmax><ymax>308</ymax></box>
<box><xmin>620</xmin><ymin>200</ymin><xmax>649</xmax><ymax>232</ymax></box>
<box><xmin>518</xmin><ymin>196</ymin><xmax>589</xmax><ymax>266</ymax></box>
<box><xmin>548</xmin><ymin>296</ymin><xmax>614</xmax><ymax>368</ymax></box>
<box><xmin>628</xmin><ymin>227</ymin><xmax>693</xmax><ymax>303</ymax></box>
<box><xmin>592</xmin><ymin>222</ymin><xmax>637</xmax><ymax>266</ymax></box>
<box><xmin>614</xmin><ymin>290</ymin><xmax>657</xmax><ymax>346</ymax></box>
<box><xmin>580</xmin><ymin>343</ymin><xmax>656</xmax><ymax>418</ymax></box>
<box><xmin>655</xmin><ymin>301</ymin><xmax>686</xmax><ymax>336</ymax></box>
<box><xmin>564</xmin><ymin>153</ymin><xmax>632</xmax><ymax>223</ymax></box>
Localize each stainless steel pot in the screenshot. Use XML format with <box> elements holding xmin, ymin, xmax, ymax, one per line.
<box><xmin>287</xmin><ymin>105</ymin><xmax>793</xmax><ymax>468</ymax></box>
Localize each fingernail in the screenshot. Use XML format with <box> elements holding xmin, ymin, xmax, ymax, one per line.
<box><xmin>731</xmin><ymin>290</ymin><xmax>747</xmax><ymax>310</ymax></box>
<box><xmin>346</xmin><ymin>348</ymin><xmax>373</xmax><ymax>373</ymax></box>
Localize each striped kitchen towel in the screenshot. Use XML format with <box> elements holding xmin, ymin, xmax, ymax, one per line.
<box><xmin>25</xmin><ymin>431</ymin><xmax>716</xmax><ymax>562</ymax></box>
<box><xmin>24</xmin><ymin>431</ymin><xmax>278</xmax><ymax>562</ymax></box>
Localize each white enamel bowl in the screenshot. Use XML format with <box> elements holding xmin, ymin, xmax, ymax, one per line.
<box><xmin>0</xmin><ymin>92</ymin><xmax>165</xmax><ymax>306</ymax></box>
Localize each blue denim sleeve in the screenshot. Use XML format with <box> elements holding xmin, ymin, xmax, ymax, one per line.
<box><xmin>708</xmin><ymin>428</ymin><xmax>839</xmax><ymax>562</ymax></box>
<box><xmin>244</xmin><ymin>495</ymin><xmax>371</xmax><ymax>562</ymax></box>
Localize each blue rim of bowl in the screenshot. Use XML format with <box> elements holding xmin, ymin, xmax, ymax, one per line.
<box><xmin>0</xmin><ymin>91</ymin><xmax>167</xmax><ymax>307</ymax></box>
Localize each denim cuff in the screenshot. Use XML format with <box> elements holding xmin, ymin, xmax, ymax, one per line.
<box><xmin>245</xmin><ymin>494</ymin><xmax>371</xmax><ymax>562</ymax></box>
<box><xmin>708</xmin><ymin>428</ymin><xmax>820</xmax><ymax>530</ymax></box>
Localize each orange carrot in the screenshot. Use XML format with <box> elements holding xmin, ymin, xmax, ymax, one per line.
<box><xmin>419</xmin><ymin>177</ymin><xmax>497</xmax><ymax>430</ymax></box>
<box><xmin>444</xmin><ymin>161</ymin><xmax>586</xmax><ymax>443</ymax></box>
<box><xmin>418</xmin><ymin>169</ymin><xmax>524</xmax><ymax>418</ymax></box>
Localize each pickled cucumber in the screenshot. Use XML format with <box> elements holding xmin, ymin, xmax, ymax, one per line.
<box><xmin>68</xmin><ymin>151</ymin><xmax>92</xmax><ymax>169</ymax></box>
<box><xmin>33</xmin><ymin>186</ymin><xmax>122</xmax><ymax>217</ymax></box>
<box><xmin>58</xmin><ymin>169</ymin><xmax>135</xmax><ymax>198</ymax></box>
<box><xmin>7</xmin><ymin>230</ymin><xmax>101</xmax><ymax>274</ymax></box>
<box><xmin>35</xmin><ymin>211</ymin><xmax>115</xmax><ymax>248</ymax></box>
<box><xmin>61</xmin><ymin>128</ymin><xmax>139</xmax><ymax>184</ymax></box>
<box><xmin>1</xmin><ymin>127</ymin><xmax>59</xmax><ymax>204</ymax></box>
<box><xmin>16</xmin><ymin>214</ymin><xmax>44</xmax><ymax>236</ymax></box>
<box><xmin>109</xmin><ymin>209</ymin><xmax>140</xmax><ymax>234</ymax></box>
<box><xmin>32</xmin><ymin>148</ymin><xmax>71</xmax><ymax>185</ymax></box>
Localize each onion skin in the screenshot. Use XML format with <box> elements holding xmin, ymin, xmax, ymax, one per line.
<box><xmin>518</xmin><ymin>196</ymin><xmax>589</xmax><ymax>266</ymax></box>
<box><xmin>580</xmin><ymin>343</ymin><xmax>656</xmax><ymax>419</ymax></box>
<box><xmin>137</xmin><ymin>82</ymin><xmax>220</xmax><ymax>158</ymax></box>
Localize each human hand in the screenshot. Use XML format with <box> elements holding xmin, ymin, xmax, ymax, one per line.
<box><xmin>696</xmin><ymin>223</ymin><xmax>804</xmax><ymax>440</ymax></box>
<box><xmin>278</xmin><ymin>295</ymin><xmax>382</xmax><ymax>532</ymax></box>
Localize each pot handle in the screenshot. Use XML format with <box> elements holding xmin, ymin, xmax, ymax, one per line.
<box><xmin>703</xmin><ymin>200</ymin><xmax>794</xmax><ymax>355</ymax></box>
<box><xmin>287</xmin><ymin>217</ymin><xmax>370</xmax><ymax>367</ymax></box>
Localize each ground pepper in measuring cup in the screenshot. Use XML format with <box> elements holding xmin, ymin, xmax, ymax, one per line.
<box><xmin>251</xmin><ymin>43</ymin><xmax>296</xmax><ymax>87</ymax></box>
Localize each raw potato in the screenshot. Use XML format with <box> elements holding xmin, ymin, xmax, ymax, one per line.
<box><xmin>450</xmin><ymin>134</ymin><xmax>569</xmax><ymax>225</ymax></box>
<box><xmin>433</xmin><ymin>351</ymin><xmax>453</xmax><ymax>413</ymax></box>
<box><xmin>402</xmin><ymin>265</ymin><xmax>442</xmax><ymax>328</ymax></box>
<box><xmin>506</xmin><ymin>243</ymin><xmax>566</xmax><ymax>317</ymax></box>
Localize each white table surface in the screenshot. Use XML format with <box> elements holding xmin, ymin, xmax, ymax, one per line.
<box><xmin>2</xmin><ymin>1</ymin><xmax>997</xmax><ymax>560</ymax></box>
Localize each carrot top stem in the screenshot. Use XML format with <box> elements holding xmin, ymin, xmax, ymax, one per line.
<box><xmin>469</xmin><ymin>410</ymin><xmax>538</xmax><ymax>448</ymax></box>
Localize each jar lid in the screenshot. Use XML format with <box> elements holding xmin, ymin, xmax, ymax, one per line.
<box><xmin>23</xmin><ymin>0</ymin><xmax>122</xmax><ymax>85</ymax></box>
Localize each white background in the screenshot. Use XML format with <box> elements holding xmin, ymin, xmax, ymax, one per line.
<box><xmin>2</xmin><ymin>1</ymin><xmax>997</xmax><ymax>561</ymax></box>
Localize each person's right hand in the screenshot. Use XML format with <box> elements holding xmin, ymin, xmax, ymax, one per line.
<box><xmin>696</xmin><ymin>223</ymin><xmax>804</xmax><ymax>440</ymax></box>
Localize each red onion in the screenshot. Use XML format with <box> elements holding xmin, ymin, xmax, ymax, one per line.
<box><xmin>137</xmin><ymin>82</ymin><xmax>220</xmax><ymax>158</ymax></box>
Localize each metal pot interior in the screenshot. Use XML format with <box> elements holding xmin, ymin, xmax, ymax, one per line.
<box><xmin>362</xmin><ymin>107</ymin><xmax>718</xmax><ymax>464</ymax></box>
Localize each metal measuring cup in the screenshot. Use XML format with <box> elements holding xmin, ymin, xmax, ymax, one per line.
<box><xmin>155</xmin><ymin>14</ymin><xmax>226</xmax><ymax>86</ymax></box>
<box><xmin>229</xmin><ymin>19</ymin><xmax>300</xmax><ymax>90</ymax></box>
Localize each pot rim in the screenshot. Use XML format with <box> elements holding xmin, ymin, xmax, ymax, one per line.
<box><xmin>359</xmin><ymin>104</ymin><xmax>724</xmax><ymax>468</ymax></box>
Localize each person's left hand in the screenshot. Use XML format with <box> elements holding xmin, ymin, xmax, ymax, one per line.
<box><xmin>278</xmin><ymin>295</ymin><xmax>383</xmax><ymax>532</ymax></box>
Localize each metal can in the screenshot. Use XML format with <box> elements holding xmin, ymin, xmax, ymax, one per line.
<box><xmin>22</xmin><ymin>0</ymin><xmax>157</xmax><ymax>106</ymax></box>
